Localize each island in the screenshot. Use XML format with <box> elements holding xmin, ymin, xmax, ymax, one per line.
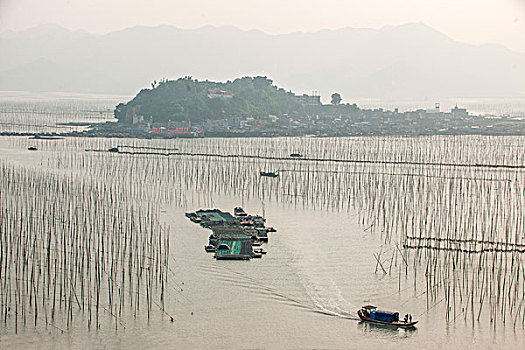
<box><xmin>103</xmin><ymin>76</ymin><xmax>525</xmax><ymax>137</ymax></box>
<box><xmin>4</xmin><ymin>76</ymin><xmax>523</xmax><ymax>138</ymax></box>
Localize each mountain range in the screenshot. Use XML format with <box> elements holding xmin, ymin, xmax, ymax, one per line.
<box><xmin>1</xmin><ymin>23</ymin><xmax>524</xmax><ymax>100</ymax></box>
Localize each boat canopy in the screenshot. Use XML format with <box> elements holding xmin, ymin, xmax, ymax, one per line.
<box><xmin>369</xmin><ymin>311</ymin><xmax>399</xmax><ymax>322</ymax></box>
<box><xmin>361</xmin><ymin>305</ymin><xmax>377</xmax><ymax>310</ymax></box>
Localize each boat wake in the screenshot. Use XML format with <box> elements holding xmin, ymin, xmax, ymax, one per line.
<box><xmin>301</xmin><ymin>275</ymin><xmax>360</xmax><ymax>320</ymax></box>
<box><xmin>197</xmin><ymin>258</ymin><xmax>361</xmax><ymax>321</ymax></box>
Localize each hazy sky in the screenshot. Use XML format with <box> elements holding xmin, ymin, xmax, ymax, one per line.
<box><xmin>1</xmin><ymin>0</ymin><xmax>524</xmax><ymax>52</ymax></box>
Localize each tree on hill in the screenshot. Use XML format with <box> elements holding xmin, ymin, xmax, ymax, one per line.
<box><xmin>114</xmin><ymin>76</ymin><xmax>304</xmax><ymax>123</ymax></box>
<box><xmin>114</xmin><ymin>77</ymin><xmax>363</xmax><ymax>124</ymax></box>
<box><xmin>331</xmin><ymin>93</ymin><xmax>342</xmax><ymax>105</ymax></box>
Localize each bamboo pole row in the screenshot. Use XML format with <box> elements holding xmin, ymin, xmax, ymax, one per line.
<box><xmin>0</xmin><ymin>162</ymin><xmax>170</xmax><ymax>332</ymax></box>
<box><xmin>7</xmin><ymin>133</ymin><xmax>524</xmax><ymax>328</ymax></box>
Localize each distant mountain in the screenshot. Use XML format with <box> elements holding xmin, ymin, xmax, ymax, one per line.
<box><xmin>1</xmin><ymin>23</ymin><xmax>524</xmax><ymax>99</ymax></box>
<box><xmin>0</xmin><ymin>24</ymin><xmax>91</xmax><ymax>72</ymax></box>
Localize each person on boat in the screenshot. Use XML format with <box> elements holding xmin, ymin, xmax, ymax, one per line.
<box><xmin>404</xmin><ymin>314</ymin><xmax>408</xmax><ymax>323</ymax></box>
<box><xmin>409</xmin><ymin>314</ymin><xmax>412</xmax><ymax>322</ymax></box>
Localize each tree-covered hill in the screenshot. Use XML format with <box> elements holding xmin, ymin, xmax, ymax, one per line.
<box><xmin>114</xmin><ymin>76</ymin><xmax>305</xmax><ymax>123</ymax></box>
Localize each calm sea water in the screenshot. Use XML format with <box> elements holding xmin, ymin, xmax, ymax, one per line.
<box><xmin>1</xmin><ymin>173</ymin><xmax>522</xmax><ymax>349</ymax></box>
<box><xmin>1</xmin><ymin>94</ymin><xmax>525</xmax><ymax>349</ymax></box>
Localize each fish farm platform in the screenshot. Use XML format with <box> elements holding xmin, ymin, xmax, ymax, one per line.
<box><xmin>186</xmin><ymin>208</ymin><xmax>276</xmax><ymax>260</ymax></box>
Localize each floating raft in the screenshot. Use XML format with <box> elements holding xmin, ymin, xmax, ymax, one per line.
<box><xmin>186</xmin><ymin>208</ymin><xmax>275</xmax><ymax>260</ymax></box>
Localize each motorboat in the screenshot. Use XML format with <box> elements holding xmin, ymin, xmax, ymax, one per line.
<box><xmin>357</xmin><ymin>305</ymin><xmax>418</xmax><ymax>328</ymax></box>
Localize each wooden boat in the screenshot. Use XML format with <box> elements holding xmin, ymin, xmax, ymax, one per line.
<box><xmin>253</xmin><ymin>248</ymin><xmax>267</xmax><ymax>255</ymax></box>
<box><xmin>204</xmin><ymin>245</ymin><xmax>216</xmax><ymax>253</ymax></box>
<box><xmin>234</xmin><ymin>207</ymin><xmax>247</xmax><ymax>216</ymax></box>
<box><xmin>260</xmin><ymin>171</ymin><xmax>278</xmax><ymax>178</ymax></box>
<box><xmin>27</xmin><ymin>146</ymin><xmax>38</xmax><ymax>151</ymax></box>
<box><xmin>357</xmin><ymin>305</ymin><xmax>418</xmax><ymax>328</ymax></box>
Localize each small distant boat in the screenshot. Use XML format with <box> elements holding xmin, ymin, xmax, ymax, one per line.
<box><xmin>234</xmin><ymin>207</ymin><xmax>247</xmax><ymax>216</ymax></box>
<box><xmin>204</xmin><ymin>245</ymin><xmax>216</xmax><ymax>253</ymax></box>
<box><xmin>253</xmin><ymin>248</ymin><xmax>267</xmax><ymax>255</ymax></box>
<box><xmin>27</xmin><ymin>146</ymin><xmax>38</xmax><ymax>151</ymax></box>
<box><xmin>107</xmin><ymin>147</ymin><xmax>119</xmax><ymax>152</ymax></box>
<box><xmin>30</xmin><ymin>135</ymin><xmax>63</xmax><ymax>140</ymax></box>
<box><xmin>185</xmin><ymin>212</ymin><xmax>202</xmax><ymax>223</ymax></box>
<box><xmin>260</xmin><ymin>171</ymin><xmax>278</xmax><ymax>177</ymax></box>
<box><xmin>357</xmin><ymin>305</ymin><xmax>418</xmax><ymax>328</ymax></box>
<box><xmin>290</xmin><ymin>153</ymin><xmax>303</xmax><ymax>158</ymax></box>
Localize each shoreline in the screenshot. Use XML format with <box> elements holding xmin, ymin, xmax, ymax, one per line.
<box><xmin>3</xmin><ymin>126</ymin><xmax>525</xmax><ymax>138</ymax></box>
